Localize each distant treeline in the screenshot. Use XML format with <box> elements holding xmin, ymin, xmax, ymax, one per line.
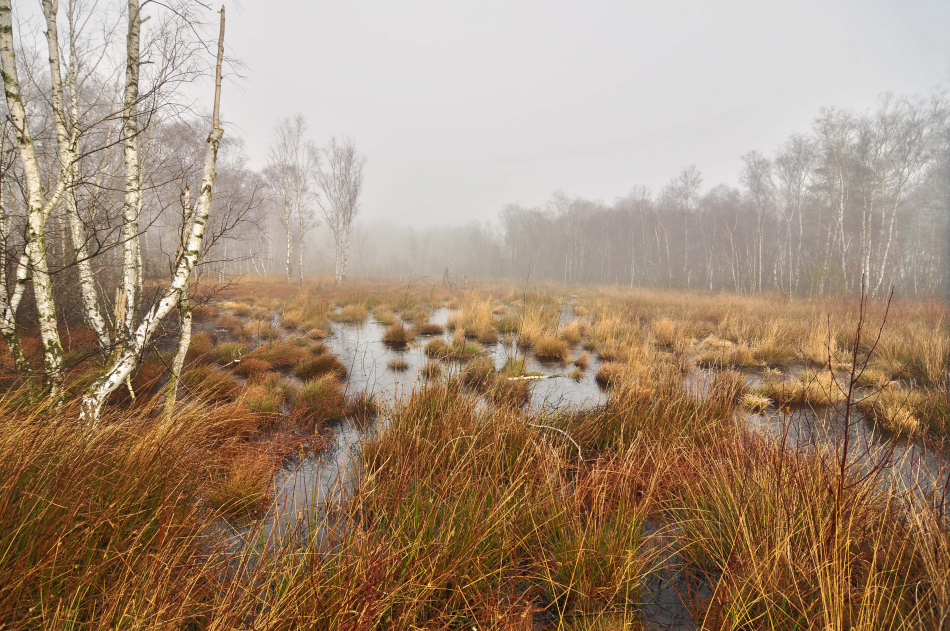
<box><xmin>338</xmin><ymin>91</ymin><xmax>949</xmax><ymax>298</ymax></box>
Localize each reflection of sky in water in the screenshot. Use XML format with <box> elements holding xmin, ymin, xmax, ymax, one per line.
<box><xmin>323</xmin><ymin>307</ymin><xmax>607</xmax><ymax>411</ymax></box>
<box><xmin>268</xmin><ymin>306</ymin><xmax>948</xmax><ymax>536</ymax></box>
<box><xmin>272</xmin><ymin>306</ymin><xmax>607</xmax><ymax>529</ymax></box>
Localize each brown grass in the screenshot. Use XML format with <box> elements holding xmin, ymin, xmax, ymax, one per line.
<box><xmin>387</xmin><ymin>356</ymin><xmax>410</xmax><ymax>372</ymax></box>
<box><xmin>533</xmin><ymin>335</ymin><xmax>570</xmax><ymax>363</ymax></box>
<box><xmin>574</xmin><ymin>351</ymin><xmax>591</xmax><ymax>369</ymax></box>
<box><xmin>293</xmin><ymin>353</ymin><xmax>348</xmax><ymax>381</ymax></box>
<box><xmin>2</xmin><ymin>279</ymin><xmax>948</xmax><ymax>629</ymax></box>
<box><xmin>595</xmin><ymin>362</ymin><xmax>625</xmax><ymax>389</ymax></box>
<box><xmin>206</xmin><ymin>450</ymin><xmax>273</xmax><ymax>517</ymax></box>
<box><xmin>382</xmin><ymin>322</ymin><xmax>415</xmax><ymax>347</ymax></box>
<box><xmin>757</xmin><ymin>370</ymin><xmax>847</xmax><ymax>406</ymax></box>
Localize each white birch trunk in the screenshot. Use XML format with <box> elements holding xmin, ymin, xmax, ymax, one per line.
<box><xmin>285</xmin><ymin>204</ymin><xmax>292</xmax><ymax>285</ymax></box>
<box><xmin>43</xmin><ymin>0</ymin><xmax>112</xmax><ymax>355</ymax></box>
<box><xmin>80</xmin><ymin>7</ymin><xmax>227</xmax><ymax>424</ymax></box>
<box><xmin>163</xmin><ymin>287</ymin><xmax>191</xmax><ymax>414</ymax></box>
<box><xmin>298</xmin><ymin>202</ymin><xmax>304</xmax><ymax>284</ymax></box>
<box><xmin>0</xmin><ymin>0</ymin><xmax>72</xmax><ymax>394</ymax></box>
<box><xmin>118</xmin><ymin>0</ymin><xmax>143</xmax><ymax>343</ymax></box>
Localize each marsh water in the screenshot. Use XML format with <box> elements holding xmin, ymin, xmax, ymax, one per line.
<box><xmin>268</xmin><ymin>306</ymin><xmax>610</xmax><ymax>527</ymax></box>
<box><xmin>263</xmin><ymin>306</ymin><xmax>948</xmax><ymax>522</ymax></box>
<box><xmin>224</xmin><ymin>303</ymin><xmax>947</xmax><ymax>629</ymax></box>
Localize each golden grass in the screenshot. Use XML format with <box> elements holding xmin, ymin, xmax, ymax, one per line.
<box><xmin>422</xmin><ymin>360</ymin><xmax>442</xmax><ymax>380</ymax></box>
<box><xmin>650</xmin><ymin>316</ymin><xmax>679</xmax><ymax>348</ymax></box>
<box><xmin>387</xmin><ymin>356</ymin><xmax>410</xmax><ymax>372</ymax></box>
<box><xmin>595</xmin><ymin>362</ymin><xmax>625</xmax><ymax>389</ymax></box>
<box><xmin>742</xmin><ymin>393</ymin><xmax>772</xmax><ymax>413</ymax></box>
<box><xmin>757</xmin><ymin>370</ymin><xmax>847</xmax><ymax>406</ymax></box>
<box><xmin>205</xmin><ymin>451</ymin><xmax>273</xmax><ymax>517</ymax></box>
<box><xmin>858</xmin><ymin>385</ymin><xmax>925</xmax><ymax>436</ymax></box>
<box><xmin>372</xmin><ymin>305</ymin><xmax>399</xmax><ymax>326</ymax></box>
<box><xmin>292</xmin><ymin>352</ymin><xmax>348</xmax><ymax>381</ymax></box>
<box><xmin>534</xmin><ymin>335</ymin><xmax>570</xmax><ymax>362</ymax></box>
<box><xmin>382</xmin><ymin>322</ymin><xmax>415</xmax><ymax>346</ymax></box>
<box><xmin>421</xmin><ymin>338</ymin><xmax>448</xmax><ymax>361</ymax></box>
<box><xmin>448</xmin><ymin>295</ymin><xmax>499</xmax><ymax>343</ymax></box>
<box><xmin>335</xmin><ymin>303</ymin><xmax>369</xmax><ymax>324</ymax></box>
<box><xmin>558</xmin><ymin>319</ymin><xmax>584</xmax><ymax>344</ymax></box>
<box><xmin>574</xmin><ymin>351</ymin><xmax>591</xmax><ymax>369</ymax></box>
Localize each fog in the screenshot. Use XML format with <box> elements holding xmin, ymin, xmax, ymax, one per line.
<box><xmin>1</xmin><ymin>0</ymin><xmax>948</xmax><ymax>328</ymax></box>
<box><xmin>222</xmin><ymin>0</ymin><xmax>950</xmax><ymax>225</ymax></box>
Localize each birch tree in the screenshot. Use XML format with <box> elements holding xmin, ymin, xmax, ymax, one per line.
<box><xmin>315</xmin><ymin>136</ymin><xmax>365</xmax><ymax>285</ymax></box>
<box><xmin>265</xmin><ymin>115</ymin><xmax>317</xmax><ymax>284</ymax></box>
<box><xmin>775</xmin><ymin>134</ymin><xmax>815</xmax><ymax>294</ymax></box>
<box><xmin>80</xmin><ymin>6</ymin><xmax>226</xmax><ymax>423</ymax></box>
<box><xmin>0</xmin><ymin>0</ymin><xmax>81</xmax><ymax>395</ymax></box>
<box><xmin>740</xmin><ymin>151</ymin><xmax>774</xmax><ymax>293</ymax></box>
<box><xmin>661</xmin><ymin>165</ymin><xmax>702</xmax><ymax>288</ymax></box>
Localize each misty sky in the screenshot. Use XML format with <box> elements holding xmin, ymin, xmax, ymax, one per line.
<box><xmin>222</xmin><ymin>0</ymin><xmax>950</xmax><ymax>226</ymax></box>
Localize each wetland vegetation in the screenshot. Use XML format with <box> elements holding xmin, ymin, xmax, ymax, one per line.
<box><xmin>2</xmin><ymin>279</ymin><xmax>948</xmax><ymax>629</ymax></box>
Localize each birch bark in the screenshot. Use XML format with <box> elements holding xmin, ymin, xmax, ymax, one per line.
<box><xmin>118</xmin><ymin>0</ymin><xmax>143</xmax><ymax>344</ymax></box>
<box><xmin>81</xmin><ymin>6</ymin><xmax>226</xmax><ymax>423</ymax></box>
<box><xmin>43</xmin><ymin>0</ymin><xmax>111</xmax><ymax>354</ymax></box>
<box><xmin>0</xmin><ymin>0</ymin><xmax>73</xmax><ymax>394</ymax></box>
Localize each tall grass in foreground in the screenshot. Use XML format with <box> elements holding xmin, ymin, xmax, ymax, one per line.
<box><xmin>232</xmin><ymin>384</ymin><xmax>670</xmax><ymax>628</ymax></box>
<box><xmin>0</xmin><ymin>400</ymin><xmax>229</xmax><ymax>629</ymax></box>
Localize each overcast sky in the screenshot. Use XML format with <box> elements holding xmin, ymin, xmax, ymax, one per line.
<box><xmin>220</xmin><ymin>0</ymin><xmax>949</xmax><ymax>226</ymax></box>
